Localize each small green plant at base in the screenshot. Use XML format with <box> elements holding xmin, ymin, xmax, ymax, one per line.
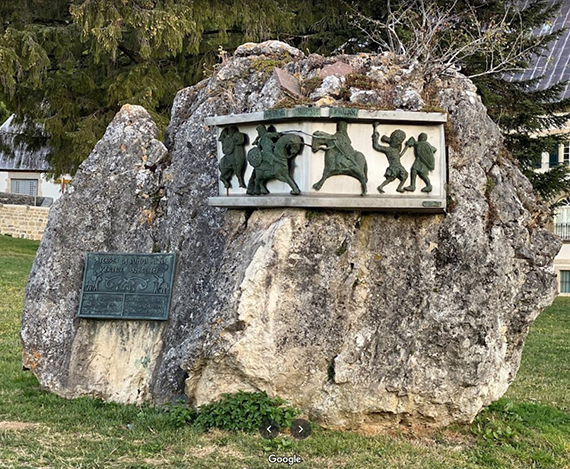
<box><xmin>167</xmin><ymin>391</ymin><xmax>300</xmax><ymax>433</ymax></box>
<box><xmin>166</xmin><ymin>399</ymin><xmax>197</xmax><ymax>428</ymax></box>
<box><xmin>262</xmin><ymin>436</ymin><xmax>294</xmax><ymax>453</ymax></box>
<box><xmin>472</xmin><ymin>418</ymin><xmax>516</xmax><ymax>444</ymax></box>
<box><xmin>472</xmin><ymin>401</ymin><xmax>520</xmax><ymax>444</ymax></box>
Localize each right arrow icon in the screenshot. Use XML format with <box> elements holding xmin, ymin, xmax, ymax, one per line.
<box><xmin>290</xmin><ymin>418</ymin><xmax>311</xmax><ymax>439</ymax></box>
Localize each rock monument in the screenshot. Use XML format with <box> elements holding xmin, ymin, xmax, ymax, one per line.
<box><xmin>21</xmin><ymin>41</ymin><xmax>560</xmax><ymax>431</ymax></box>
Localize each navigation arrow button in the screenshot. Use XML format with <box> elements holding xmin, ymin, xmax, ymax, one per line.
<box><xmin>259</xmin><ymin>419</ymin><xmax>280</xmax><ymax>439</ymax></box>
<box><xmin>290</xmin><ymin>418</ymin><xmax>311</xmax><ymax>439</ymax></box>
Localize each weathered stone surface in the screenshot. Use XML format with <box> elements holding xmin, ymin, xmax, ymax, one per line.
<box><xmin>234</xmin><ymin>41</ymin><xmax>305</xmax><ymax>59</ymax></box>
<box><xmin>319</xmin><ymin>61</ymin><xmax>354</xmax><ymax>78</ymax></box>
<box><xmin>393</xmin><ymin>85</ymin><xmax>425</xmax><ymax>110</ymax></box>
<box><xmin>309</xmin><ymin>75</ymin><xmax>344</xmax><ymax>100</ymax></box>
<box><xmin>274</xmin><ymin>67</ymin><xmax>302</xmax><ymax>97</ymax></box>
<box><xmin>349</xmin><ymin>89</ymin><xmax>382</xmax><ymax>106</ymax></box>
<box><xmin>21</xmin><ymin>104</ymin><xmax>169</xmax><ymax>402</ymax></box>
<box><xmin>21</xmin><ymin>41</ymin><xmax>560</xmax><ymax>431</ymax></box>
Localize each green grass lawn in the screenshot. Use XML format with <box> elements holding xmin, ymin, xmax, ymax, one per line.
<box><xmin>1</xmin><ymin>234</ymin><xmax>569</xmax><ymax>468</ymax></box>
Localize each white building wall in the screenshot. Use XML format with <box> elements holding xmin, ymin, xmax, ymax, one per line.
<box><xmin>0</xmin><ymin>171</ymin><xmax>64</xmax><ymax>201</ymax></box>
<box><xmin>0</xmin><ymin>171</ymin><xmax>7</xmax><ymax>192</ymax></box>
<box><xmin>39</xmin><ymin>174</ymin><xmax>63</xmax><ymax>200</ymax></box>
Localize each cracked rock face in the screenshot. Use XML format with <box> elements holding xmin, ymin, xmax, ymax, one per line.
<box><xmin>21</xmin><ymin>41</ymin><xmax>560</xmax><ymax>430</ymax></box>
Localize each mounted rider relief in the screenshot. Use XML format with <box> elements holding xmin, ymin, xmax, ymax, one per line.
<box><xmin>205</xmin><ymin>107</ymin><xmax>446</xmax><ymax>211</ymax></box>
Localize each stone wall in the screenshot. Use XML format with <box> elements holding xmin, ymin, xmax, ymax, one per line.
<box><xmin>0</xmin><ymin>204</ymin><xmax>50</xmax><ymax>240</ymax></box>
<box><xmin>0</xmin><ymin>191</ymin><xmax>52</xmax><ymax>207</ymax></box>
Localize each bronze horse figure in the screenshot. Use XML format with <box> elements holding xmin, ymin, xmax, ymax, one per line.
<box><xmin>311</xmin><ymin>121</ymin><xmax>368</xmax><ymax>196</ymax></box>
<box><xmin>246</xmin><ymin>125</ymin><xmax>304</xmax><ymax>196</ymax></box>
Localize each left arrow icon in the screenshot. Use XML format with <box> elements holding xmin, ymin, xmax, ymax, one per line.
<box><xmin>259</xmin><ymin>419</ymin><xmax>279</xmax><ymax>439</ymax></box>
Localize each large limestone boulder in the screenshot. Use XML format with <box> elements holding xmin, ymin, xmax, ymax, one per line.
<box><xmin>21</xmin><ymin>41</ymin><xmax>560</xmax><ymax>430</ymax></box>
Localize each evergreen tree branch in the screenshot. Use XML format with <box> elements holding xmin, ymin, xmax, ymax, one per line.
<box><xmin>117</xmin><ymin>44</ymin><xmax>143</xmax><ymax>64</ymax></box>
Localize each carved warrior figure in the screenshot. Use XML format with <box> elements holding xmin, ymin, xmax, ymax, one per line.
<box><xmin>403</xmin><ymin>133</ymin><xmax>436</xmax><ymax>193</ymax></box>
<box><xmin>246</xmin><ymin>124</ymin><xmax>304</xmax><ymax>195</ymax></box>
<box><xmin>372</xmin><ymin>124</ymin><xmax>409</xmax><ymax>193</ymax></box>
<box><xmin>218</xmin><ymin>126</ymin><xmax>247</xmax><ymax>189</ymax></box>
<box><xmin>311</xmin><ymin>120</ymin><xmax>368</xmax><ymax>196</ymax></box>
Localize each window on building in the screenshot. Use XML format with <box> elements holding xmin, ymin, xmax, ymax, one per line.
<box><xmin>564</xmin><ymin>142</ymin><xmax>570</xmax><ymax>164</ymax></box>
<box><xmin>555</xmin><ymin>197</ymin><xmax>570</xmax><ymax>240</ymax></box>
<box><xmin>549</xmin><ymin>144</ymin><xmax>559</xmax><ymax>168</ymax></box>
<box><xmin>560</xmin><ymin>270</ymin><xmax>570</xmax><ymax>293</ymax></box>
<box><xmin>11</xmin><ymin>178</ymin><xmax>38</xmax><ymax>196</ymax></box>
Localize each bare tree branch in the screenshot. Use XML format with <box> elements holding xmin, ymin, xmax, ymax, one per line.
<box><xmin>344</xmin><ymin>0</ymin><xmax>555</xmax><ymax>80</ymax></box>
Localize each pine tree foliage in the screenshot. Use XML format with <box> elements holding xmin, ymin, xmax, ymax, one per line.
<box><xmin>70</xmin><ymin>0</ymin><xmax>291</xmax><ymax>61</ymax></box>
<box><xmin>478</xmin><ymin>74</ymin><xmax>570</xmax><ymax>194</ymax></box>
<box><xmin>454</xmin><ymin>1</ymin><xmax>570</xmax><ymax>203</ymax></box>
<box><xmin>0</xmin><ymin>102</ymin><xmax>9</xmax><ymax>125</ymax></box>
<box><xmin>0</xmin><ymin>1</ymin><xmax>354</xmax><ymax>176</ymax></box>
<box><xmin>1</xmin><ymin>0</ymin><xmax>569</xmax><ymax>203</ymax></box>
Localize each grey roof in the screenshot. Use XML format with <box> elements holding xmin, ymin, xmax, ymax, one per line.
<box><xmin>0</xmin><ymin>115</ymin><xmax>51</xmax><ymax>171</ymax></box>
<box><xmin>508</xmin><ymin>1</ymin><xmax>570</xmax><ymax>98</ymax></box>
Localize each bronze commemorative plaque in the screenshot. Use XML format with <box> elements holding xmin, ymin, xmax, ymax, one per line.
<box><xmin>78</xmin><ymin>252</ymin><xmax>176</xmax><ymax>320</ymax></box>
